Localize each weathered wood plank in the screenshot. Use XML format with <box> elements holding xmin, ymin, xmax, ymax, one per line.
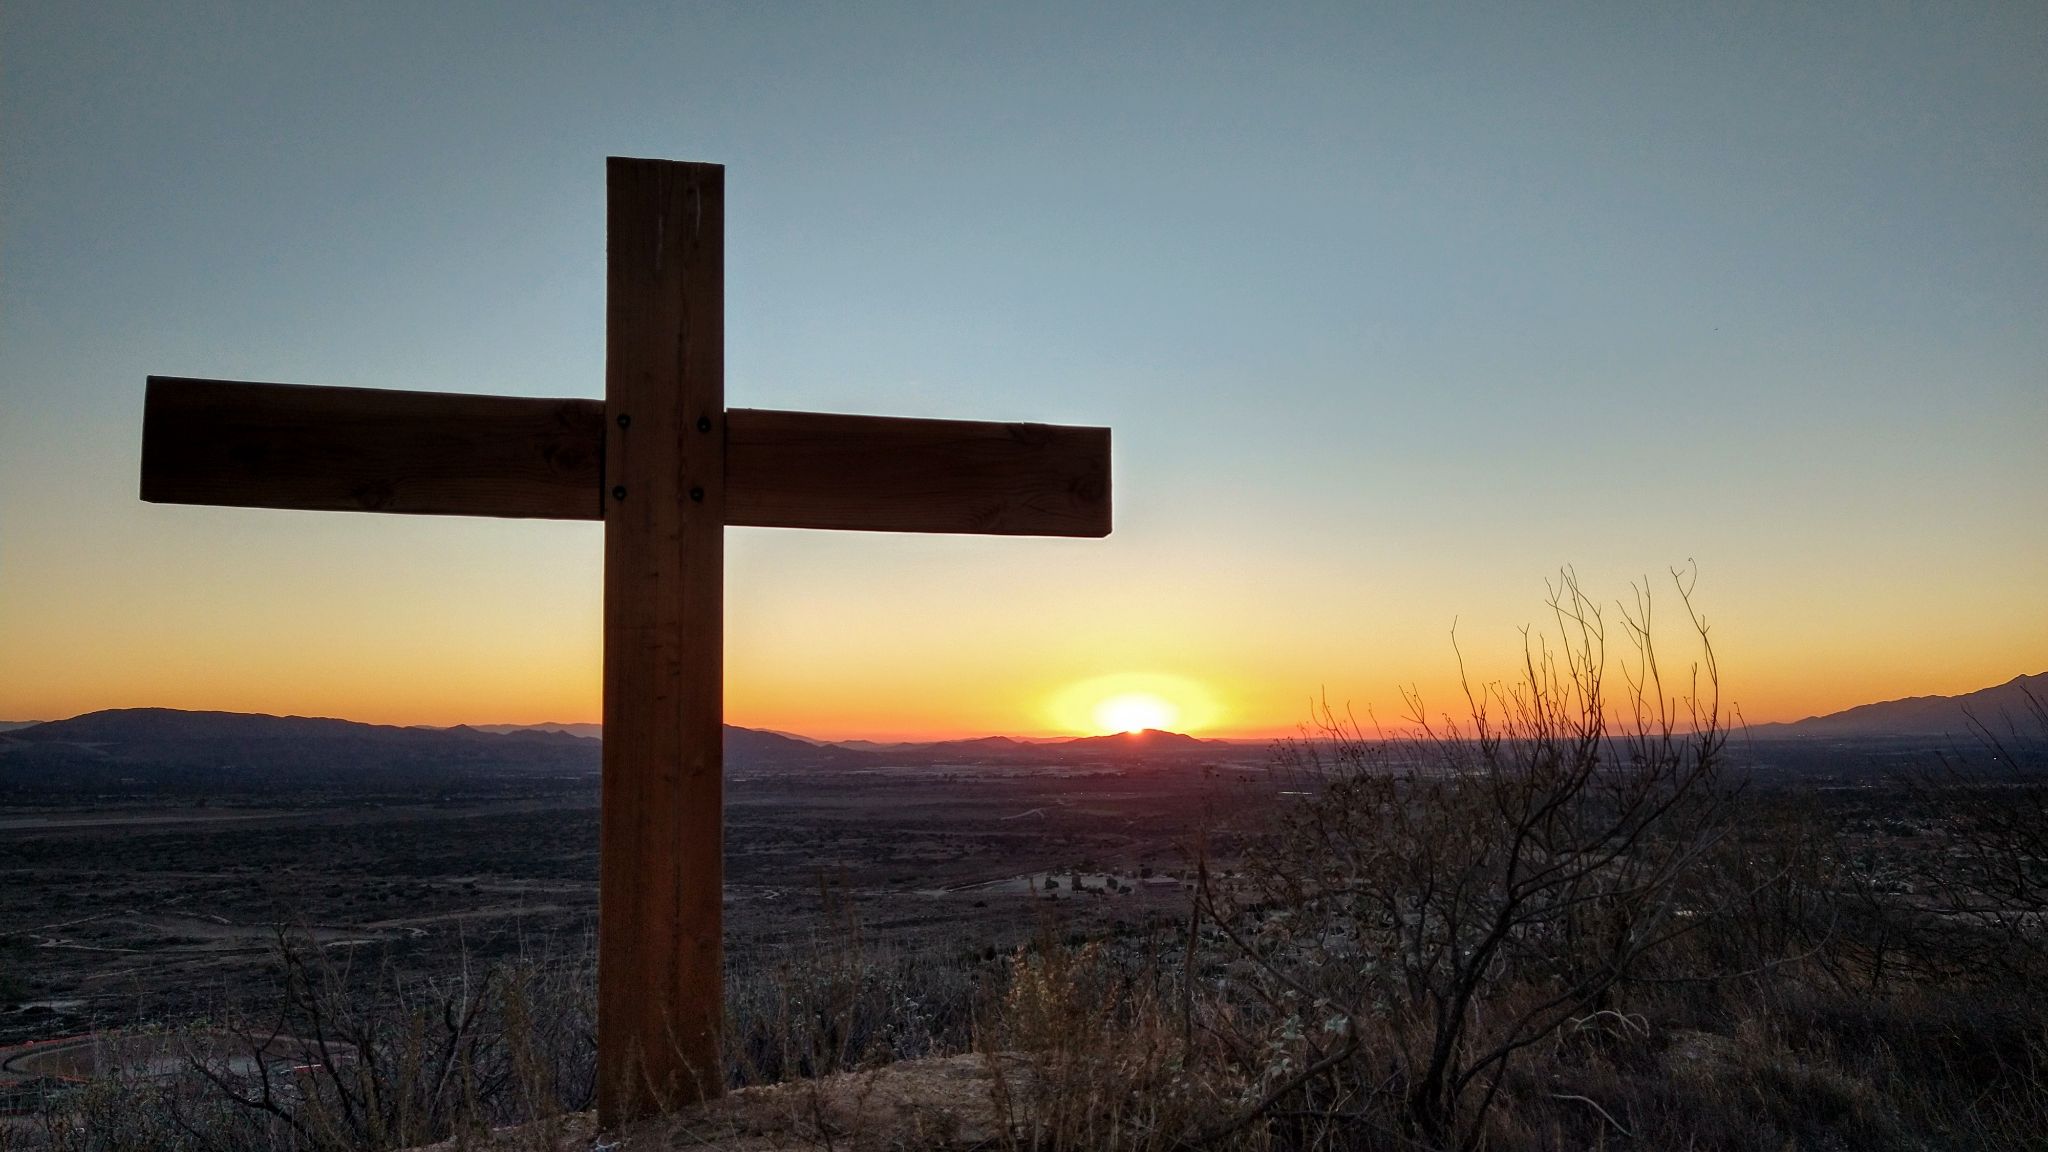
<box><xmin>140</xmin><ymin>377</ymin><xmax>605</xmax><ymax>519</ymax></box>
<box><xmin>141</xmin><ymin>378</ymin><xmax>1111</xmax><ymax>537</ymax></box>
<box><xmin>597</xmin><ymin>157</ymin><xmax>726</xmax><ymax>1123</ymax></box>
<box><xmin>726</xmin><ymin>409</ymin><xmax>1110</xmax><ymax>537</ymax></box>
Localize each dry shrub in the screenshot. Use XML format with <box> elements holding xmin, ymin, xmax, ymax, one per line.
<box><xmin>984</xmin><ymin>936</ymin><xmax>1228</xmax><ymax>1151</ymax></box>
<box><xmin>9</xmin><ymin>930</ymin><xmax>595</xmax><ymax>1152</ymax></box>
<box><xmin>724</xmin><ymin>878</ymin><xmax>990</xmax><ymax>1087</ymax></box>
<box><xmin>1192</xmin><ymin>569</ymin><xmax>1732</xmax><ymax>1148</ymax></box>
<box><xmin>187</xmin><ymin>928</ymin><xmax>595</xmax><ymax>1150</ymax></box>
<box><xmin>1900</xmin><ymin>686</ymin><xmax>2048</xmax><ymax>985</ymax></box>
<box><xmin>4</xmin><ymin>1031</ymin><xmax>276</xmax><ymax>1152</ymax></box>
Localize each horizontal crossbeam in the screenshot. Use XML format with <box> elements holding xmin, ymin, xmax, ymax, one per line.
<box><xmin>142</xmin><ymin>378</ymin><xmax>606</xmax><ymax>519</ymax></box>
<box><xmin>141</xmin><ymin>377</ymin><xmax>1111</xmax><ymax>537</ymax></box>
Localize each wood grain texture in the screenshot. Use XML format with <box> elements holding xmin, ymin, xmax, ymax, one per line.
<box><xmin>726</xmin><ymin>409</ymin><xmax>1110</xmax><ymax>536</ymax></box>
<box><xmin>597</xmin><ymin>157</ymin><xmax>726</xmax><ymax>1124</ymax></box>
<box><xmin>140</xmin><ymin>377</ymin><xmax>604</xmax><ymax>519</ymax></box>
<box><xmin>140</xmin><ymin>379</ymin><xmax>1111</xmax><ymax>538</ymax></box>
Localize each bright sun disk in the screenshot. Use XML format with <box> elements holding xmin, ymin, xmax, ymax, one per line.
<box><xmin>1093</xmin><ymin>692</ymin><xmax>1178</xmax><ymax>735</ymax></box>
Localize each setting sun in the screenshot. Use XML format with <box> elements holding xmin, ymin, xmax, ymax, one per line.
<box><xmin>1045</xmin><ymin>673</ymin><xmax>1223</xmax><ymax>736</ymax></box>
<box><xmin>1093</xmin><ymin>692</ymin><xmax>1177</xmax><ymax>734</ymax></box>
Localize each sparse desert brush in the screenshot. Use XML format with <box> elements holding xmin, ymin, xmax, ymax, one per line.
<box><xmin>20</xmin><ymin>579</ymin><xmax>2047</xmax><ymax>1151</ymax></box>
<box><xmin>722</xmin><ymin>877</ymin><xmax>993</xmax><ymax>1088</ymax></box>
<box><xmin>1899</xmin><ymin>684</ymin><xmax>2048</xmax><ymax>985</ymax></box>
<box><xmin>1183</xmin><ymin>569</ymin><xmax>1734</xmax><ymax>1147</ymax></box>
<box><xmin>11</xmin><ymin>900</ymin><xmax>1003</xmax><ymax>1151</ymax></box>
<box><xmin>1094</xmin><ymin>574</ymin><xmax>2046</xmax><ymax>1151</ymax></box>
<box><xmin>0</xmin><ymin>930</ymin><xmax>599</xmax><ymax>1151</ymax></box>
<box><xmin>984</xmin><ymin>934</ymin><xmax>1234</xmax><ymax>1152</ymax></box>
<box><xmin>175</xmin><ymin>928</ymin><xmax>595</xmax><ymax>1150</ymax></box>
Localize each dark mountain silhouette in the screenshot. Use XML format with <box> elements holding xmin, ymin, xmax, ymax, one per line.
<box><xmin>14</xmin><ymin>668</ymin><xmax>2044</xmax><ymax>798</ymax></box>
<box><xmin>466</xmin><ymin>722</ymin><xmax>604</xmax><ymax>739</ymax></box>
<box><xmin>835</xmin><ymin>736</ymin><xmax>1068</xmax><ymax>751</ymax></box>
<box><xmin>0</xmin><ymin>708</ymin><xmax>590</xmax><ymax>794</ymax></box>
<box><xmin>12</xmin><ymin>707</ymin><xmax>587</xmax><ymax>755</ymax></box>
<box><xmin>0</xmin><ymin>707</ymin><xmax>1247</xmax><ymax>796</ymax></box>
<box><xmin>885</xmin><ymin>735</ymin><xmax>1031</xmax><ymax>758</ymax></box>
<box><xmin>0</xmin><ymin>708</ymin><xmax>867</xmax><ymax>794</ymax></box>
<box><xmin>875</xmin><ymin>728</ymin><xmax>1230</xmax><ymax>764</ymax></box>
<box><xmin>1749</xmin><ymin>673</ymin><xmax>2047</xmax><ymax>741</ymax></box>
<box><xmin>725</xmin><ymin>725</ymin><xmax>870</xmax><ymax>766</ymax></box>
<box><xmin>1060</xmin><ymin>728</ymin><xmax>1214</xmax><ymax>753</ymax></box>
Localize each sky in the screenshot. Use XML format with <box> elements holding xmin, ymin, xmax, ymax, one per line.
<box><xmin>2</xmin><ymin>2</ymin><xmax>2043</xmax><ymax>739</ymax></box>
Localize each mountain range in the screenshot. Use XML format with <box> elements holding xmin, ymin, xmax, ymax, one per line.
<box><xmin>2</xmin><ymin>673</ymin><xmax>2039</xmax><ymax>794</ymax></box>
<box><xmin>444</xmin><ymin>674</ymin><xmax>2046</xmax><ymax>746</ymax></box>
<box><xmin>1746</xmin><ymin>672</ymin><xmax>2045</xmax><ymax>740</ymax></box>
<box><xmin>0</xmin><ymin>707</ymin><xmax>1236</xmax><ymax>794</ymax></box>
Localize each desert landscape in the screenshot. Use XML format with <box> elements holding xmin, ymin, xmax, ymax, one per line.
<box><xmin>6</xmin><ymin>5</ymin><xmax>2044</xmax><ymax>1147</ymax></box>
<box><xmin>4</xmin><ymin>676</ymin><xmax>2046</xmax><ymax>1147</ymax></box>
<box><xmin>0</xmin><ymin>713</ymin><xmax>1266</xmax><ymax>1061</ymax></box>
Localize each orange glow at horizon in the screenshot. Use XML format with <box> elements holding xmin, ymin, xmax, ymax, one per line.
<box><xmin>1</xmin><ymin>514</ymin><xmax>2042</xmax><ymax>739</ymax></box>
<box><xmin>4</xmin><ymin>5</ymin><xmax>2046</xmax><ymax>756</ymax></box>
<box><xmin>6</xmin><ymin>649</ymin><xmax>2047</xmax><ymax>741</ymax></box>
<box><xmin>1044</xmin><ymin>673</ymin><xmax>1224</xmax><ymax>737</ymax></box>
<box><xmin>1093</xmin><ymin>692</ymin><xmax>1178</xmax><ymax>734</ymax></box>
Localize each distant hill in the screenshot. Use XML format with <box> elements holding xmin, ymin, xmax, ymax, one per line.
<box><xmin>726</xmin><ymin>725</ymin><xmax>871</xmax><ymax>767</ymax></box>
<box><xmin>1750</xmin><ymin>673</ymin><xmax>2047</xmax><ymax>741</ymax></box>
<box><xmin>466</xmin><ymin>722</ymin><xmax>604</xmax><ymax>740</ymax></box>
<box><xmin>1055</xmin><ymin>728</ymin><xmax>1220</xmax><ymax>755</ymax></box>
<box><xmin>0</xmin><ymin>705</ymin><xmax>1255</xmax><ymax>797</ymax></box>
<box><xmin>0</xmin><ymin>708</ymin><xmax>587</xmax><ymax>794</ymax></box>
<box><xmin>878</xmin><ymin>728</ymin><xmax>1233</xmax><ymax>764</ymax></box>
<box><xmin>0</xmin><ymin>708</ymin><xmax>867</xmax><ymax>794</ymax></box>
<box><xmin>13</xmin><ymin>707</ymin><xmax>588</xmax><ymax>752</ymax></box>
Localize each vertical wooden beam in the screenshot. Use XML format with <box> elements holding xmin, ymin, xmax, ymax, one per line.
<box><xmin>599</xmin><ymin>157</ymin><xmax>725</xmax><ymax>1124</ymax></box>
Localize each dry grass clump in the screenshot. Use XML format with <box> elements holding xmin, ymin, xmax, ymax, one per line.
<box><xmin>724</xmin><ymin>884</ymin><xmax>985</xmax><ymax>1087</ymax></box>
<box><xmin>982</xmin><ymin>937</ymin><xmax>1229</xmax><ymax>1151</ymax></box>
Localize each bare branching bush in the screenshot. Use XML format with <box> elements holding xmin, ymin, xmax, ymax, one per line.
<box><xmin>1900</xmin><ymin>688</ymin><xmax>2048</xmax><ymax>984</ymax></box>
<box><xmin>184</xmin><ymin>928</ymin><xmax>595</xmax><ymax>1150</ymax></box>
<box><xmin>6</xmin><ymin>1031</ymin><xmax>276</xmax><ymax>1152</ymax></box>
<box><xmin>1196</xmin><ymin>569</ymin><xmax>1732</xmax><ymax>1147</ymax></box>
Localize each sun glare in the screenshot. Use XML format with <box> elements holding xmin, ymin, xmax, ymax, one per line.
<box><xmin>1046</xmin><ymin>672</ymin><xmax>1223</xmax><ymax>737</ymax></box>
<box><xmin>1093</xmin><ymin>692</ymin><xmax>1178</xmax><ymax>734</ymax></box>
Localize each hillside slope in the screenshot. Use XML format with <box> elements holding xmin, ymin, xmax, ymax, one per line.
<box><xmin>1751</xmin><ymin>673</ymin><xmax>2046</xmax><ymax>740</ymax></box>
<box><xmin>0</xmin><ymin>708</ymin><xmax>869</xmax><ymax>793</ymax></box>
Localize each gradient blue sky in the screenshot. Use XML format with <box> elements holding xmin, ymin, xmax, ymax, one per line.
<box><xmin>3</xmin><ymin>3</ymin><xmax>2043</xmax><ymax>735</ymax></box>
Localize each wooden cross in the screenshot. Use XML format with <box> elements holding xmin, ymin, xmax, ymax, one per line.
<box><xmin>136</xmin><ymin>157</ymin><xmax>1111</xmax><ymax>1125</ymax></box>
